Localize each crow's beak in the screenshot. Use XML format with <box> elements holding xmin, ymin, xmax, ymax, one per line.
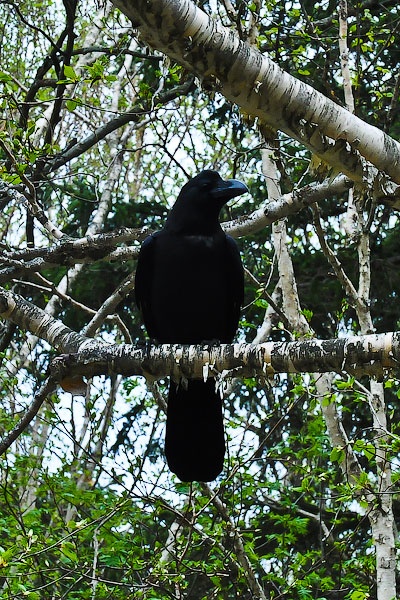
<box><xmin>211</xmin><ymin>178</ymin><xmax>249</xmax><ymax>202</ymax></box>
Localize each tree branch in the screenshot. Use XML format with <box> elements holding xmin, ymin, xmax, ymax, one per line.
<box><xmin>48</xmin><ymin>331</ymin><xmax>399</xmax><ymax>384</ymax></box>
<box><xmin>0</xmin><ymin>176</ymin><xmax>359</xmax><ymax>284</ymax></box>
<box><xmin>111</xmin><ymin>0</ymin><xmax>400</xmax><ymax>190</ymax></box>
<box><xmin>1</xmin><ymin>288</ymin><xmax>399</xmax><ymax>383</ymax></box>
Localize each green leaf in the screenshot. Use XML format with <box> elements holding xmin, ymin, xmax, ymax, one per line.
<box><xmin>60</xmin><ymin>542</ymin><xmax>78</xmax><ymax>563</ymax></box>
<box><xmin>63</xmin><ymin>65</ymin><xmax>78</xmax><ymax>81</ymax></box>
<box><xmin>353</xmin><ymin>439</ymin><xmax>375</xmax><ymax>461</ymax></box>
<box><xmin>254</xmin><ymin>298</ymin><xmax>269</xmax><ymax>309</ymax></box>
<box><xmin>65</xmin><ymin>99</ymin><xmax>78</xmax><ymax>112</ymax></box>
<box><xmin>348</xmin><ymin>591</ymin><xmax>370</xmax><ymax>600</ymax></box>
<box><xmin>0</xmin><ymin>71</ymin><xmax>12</xmax><ymax>82</ymax></box>
<box><xmin>330</xmin><ymin>446</ymin><xmax>345</xmax><ymax>463</ymax></box>
<box><xmin>336</xmin><ymin>377</ymin><xmax>355</xmax><ymax>389</ymax></box>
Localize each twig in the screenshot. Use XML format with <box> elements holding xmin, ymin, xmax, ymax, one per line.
<box><xmin>0</xmin><ymin>377</ymin><xmax>56</xmax><ymax>455</ymax></box>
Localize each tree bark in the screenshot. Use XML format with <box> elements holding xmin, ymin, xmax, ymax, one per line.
<box><xmin>48</xmin><ymin>332</ymin><xmax>400</xmax><ymax>383</ymax></box>
<box><xmin>1</xmin><ymin>288</ymin><xmax>399</xmax><ymax>379</ymax></box>
<box><xmin>111</xmin><ymin>0</ymin><xmax>400</xmax><ymax>194</ymax></box>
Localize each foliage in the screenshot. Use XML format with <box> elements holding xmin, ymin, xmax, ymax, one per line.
<box><xmin>0</xmin><ymin>0</ymin><xmax>399</xmax><ymax>599</ymax></box>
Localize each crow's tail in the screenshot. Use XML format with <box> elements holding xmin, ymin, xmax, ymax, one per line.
<box><xmin>165</xmin><ymin>379</ymin><xmax>225</xmax><ymax>482</ymax></box>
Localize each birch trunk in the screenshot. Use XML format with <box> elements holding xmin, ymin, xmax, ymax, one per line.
<box><xmin>354</xmin><ymin>210</ymin><xmax>396</xmax><ymax>600</ymax></box>
<box><xmin>261</xmin><ymin>143</ymin><xmax>397</xmax><ymax>599</ymax></box>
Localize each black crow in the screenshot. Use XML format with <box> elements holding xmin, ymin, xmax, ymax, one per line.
<box><xmin>135</xmin><ymin>170</ymin><xmax>247</xmax><ymax>481</ymax></box>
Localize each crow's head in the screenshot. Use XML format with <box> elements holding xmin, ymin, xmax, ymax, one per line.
<box><xmin>166</xmin><ymin>170</ymin><xmax>248</xmax><ymax>234</ymax></box>
<box><xmin>185</xmin><ymin>170</ymin><xmax>248</xmax><ymax>205</ymax></box>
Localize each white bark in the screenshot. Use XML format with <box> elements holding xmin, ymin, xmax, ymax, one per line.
<box><xmin>338</xmin><ymin>0</ymin><xmax>355</xmax><ymax>114</ymax></box>
<box><xmin>368</xmin><ymin>379</ymin><xmax>397</xmax><ymax>600</ymax></box>
<box><xmin>314</xmin><ymin>373</ymin><xmax>362</xmax><ymax>484</ymax></box>
<box><xmin>225</xmin><ymin>175</ymin><xmax>354</xmax><ymax>238</ymax></box>
<box><xmin>315</xmin><ymin>182</ymin><xmax>397</xmax><ymax>599</ymax></box>
<box><xmin>2</xmin><ymin>287</ymin><xmax>400</xmax><ymax>378</ymax></box>
<box><xmin>354</xmin><ymin>208</ymin><xmax>396</xmax><ymax>600</ymax></box>
<box><xmin>261</xmin><ymin>141</ymin><xmax>397</xmax><ymax>599</ymax></box>
<box><xmin>252</xmin><ymin>284</ymin><xmax>282</xmax><ymax>345</ymax></box>
<box><xmin>262</xmin><ymin>145</ymin><xmax>309</xmax><ymax>337</ymax></box>
<box><xmin>262</xmin><ymin>143</ymin><xmax>363</xmax><ymax>498</ymax></box>
<box><xmin>112</xmin><ymin>0</ymin><xmax>400</xmax><ymax>189</ymax></box>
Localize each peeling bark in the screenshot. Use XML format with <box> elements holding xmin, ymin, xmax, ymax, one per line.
<box><xmin>225</xmin><ymin>175</ymin><xmax>353</xmax><ymax>238</ymax></box>
<box><xmin>46</xmin><ymin>332</ymin><xmax>400</xmax><ymax>383</ymax></box>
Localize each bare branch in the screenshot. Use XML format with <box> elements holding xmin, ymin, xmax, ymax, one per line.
<box><xmin>44</xmin><ymin>77</ymin><xmax>195</xmax><ymax>173</ymax></box>
<box><xmin>200</xmin><ymin>483</ymin><xmax>268</xmax><ymax>600</ymax></box>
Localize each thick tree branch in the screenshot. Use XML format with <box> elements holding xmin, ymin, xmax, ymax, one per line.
<box><xmin>226</xmin><ymin>175</ymin><xmax>354</xmax><ymax>237</ymax></box>
<box><xmin>0</xmin><ymin>288</ymin><xmax>92</xmax><ymax>353</ymax></box>
<box><xmin>50</xmin><ymin>332</ymin><xmax>399</xmax><ymax>384</ymax></box>
<box><xmin>1</xmin><ymin>289</ymin><xmax>399</xmax><ymax>382</ymax></box>
<box><xmin>0</xmin><ymin>226</ymin><xmax>148</xmax><ymax>262</ymax></box>
<box><xmin>111</xmin><ymin>0</ymin><xmax>400</xmax><ymax>194</ymax></box>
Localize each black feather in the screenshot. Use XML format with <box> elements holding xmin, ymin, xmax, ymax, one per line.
<box><xmin>135</xmin><ymin>170</ymin><xmax>247</xmax><ymax>481</ymax></box>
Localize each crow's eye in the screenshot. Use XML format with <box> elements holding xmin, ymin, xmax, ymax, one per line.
<box><xmin>200</xmin><ymin>181</ymin><xmax>212</xmax><ymax>190</ymax></box>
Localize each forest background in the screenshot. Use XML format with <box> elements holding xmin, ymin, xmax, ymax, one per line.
<box><xmin>0</xmin><ymin>0</ymin><xmax>399</xmax><ymax>599</ymax></box>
